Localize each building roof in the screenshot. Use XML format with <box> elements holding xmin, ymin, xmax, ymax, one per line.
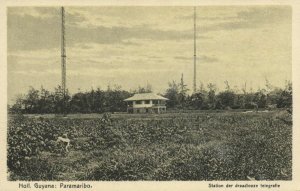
<box><xmin>124</xmin><ymin>93</ymin><xmax>169</xmax><ymax>101</ymax></box>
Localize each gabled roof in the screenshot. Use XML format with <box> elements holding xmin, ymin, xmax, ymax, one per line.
<box><xmin>124</xmin><ymin>93</ymin><xmax>169</xmax><ymax>101</ymax></box>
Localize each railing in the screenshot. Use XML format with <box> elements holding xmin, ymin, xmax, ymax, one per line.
<box><xmin>127</xmin><ymin>104</ymin><xmax>166</xmax><ymax>108</ymax></box>
<box><xmin>152</xmin><ymin>104</ymin><xmax>166</xmax><ymax>107</ymax></box>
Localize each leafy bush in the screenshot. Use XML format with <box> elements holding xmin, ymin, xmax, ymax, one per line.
<box><xmin>8</xmin><ymin>112</ymin><xmax>292</xmax><ymax>180</ymax></box>
<box><xmin>9</xmin><ymin>157</ymin><xmax>62</xmax><ymax>181</ymax></box>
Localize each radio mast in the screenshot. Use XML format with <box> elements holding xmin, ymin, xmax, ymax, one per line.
<box><xmin>193</xmin><ymin>6</ymin><xmax>197</xmax><ymax>93</ymax></box>
<box><xmin>61</xmin><ymin>7</ymin><xmax>66</xmax><ymax>97</ymax></box>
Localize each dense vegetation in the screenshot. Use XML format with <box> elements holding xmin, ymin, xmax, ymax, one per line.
<box><xmin>8</xmin><ymin>111</ymin><xmax>292</xmax><ymax>180</ymax></box>
<box><xmin>9</xmin><ymin>80</ymin><xmax>292</xmax><ymax>114</ymax></box>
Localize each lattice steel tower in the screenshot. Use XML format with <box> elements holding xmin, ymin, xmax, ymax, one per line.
<box><xmin>61</xmin><ymin>7</ymin><xmax>66</xmax><ymax>96</ymax></box>
<box><xmin>193</xmin><ymin>6</ymin><xmax>197</xmax><ymax>93</ymax></box>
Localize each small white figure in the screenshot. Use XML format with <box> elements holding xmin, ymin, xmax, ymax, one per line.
<box><xmin>56</xmin><ymin>133</ymin><xmax>70</xmax><ymax>153</ymax></box>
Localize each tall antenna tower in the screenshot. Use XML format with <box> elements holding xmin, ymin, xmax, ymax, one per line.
<box><xmin>193</xmin><ymin>6</ymin><xmax>197</xmax><ymax>93</ymax></box>
<box><xmin>61</xmin><ymin>7</ymin><xmax>66</xmax><ymax>96</ymax></box>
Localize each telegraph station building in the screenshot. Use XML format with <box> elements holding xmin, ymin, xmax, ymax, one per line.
<box><xmin>124</xmin><ymin>93</ymin><xmax>168</xmax><ymax>114</ymax></box>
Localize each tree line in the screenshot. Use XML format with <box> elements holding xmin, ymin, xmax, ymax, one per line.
<box><xmin>9</xmin><ymin>79</ymin><xmax>292</xmax><ymax>114</ymax></box>
<box><xmin>165</xmin><ymin>79</ymin><xmax>292</xmax><ymax>111</ymax></box>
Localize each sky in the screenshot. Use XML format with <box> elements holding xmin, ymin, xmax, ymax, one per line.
<box><xmin>7</xmin><ymin>6</ymin><xmax>291</xmax><ymax>102</ymax></box>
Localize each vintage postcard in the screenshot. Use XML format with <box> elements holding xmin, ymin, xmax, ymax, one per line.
<box><xmin>0</xmin><ymin>0</ymin><xmax>300</xmax><ymax>191</ymax></box>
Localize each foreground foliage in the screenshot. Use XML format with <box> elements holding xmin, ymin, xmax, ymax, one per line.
<box><xmin>8</xmin><ymin>111</ymin><xmax>292</xmax><ymax>180</ymax></box>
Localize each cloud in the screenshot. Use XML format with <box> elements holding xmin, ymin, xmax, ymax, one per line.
<box><xmin>236</xmin><ymin>6</ymin><xmax>291</xmax><ymax>23</ymax></box>
<box><xmin>198</xmin><ymin>16</ymin><xmax>236</xmax><ymax>21</ymax></box>
<box><xmin>7</xmin><ymin>12</ymin><xmax>61</xmax><ymax>51</ymax></box>
<box><xmin>8</xmin><ymin>10</ymin><xmax>191</xmax><ymax>50</ymax></box>
<box><xmin>8</xmin><ymin>7</ymin><xmax>211</xmax><ymax>51</ymax></box>
<box><xmin>200</xmin><ymin>55</ymin><xmax>219</xmax><ymax>63</ymax></box>
<box><xmin>7</xmin><ymin>7</ymin><xmax>59</xmax><ymax>18</ymax></box>
<box><xmin>175</xmin><ymin>6</ymin><xmax>292</xmax><ymax>33</ymax></box>
<box><xmin>7</xmin><ymin>54</ymin><xmax>60</xmax><ymax>75</ymax></box>
<box><xmin>174</xmin><ymin>55</ymin><xmax>219</xmax><ymax>63</ymax></box>
<box><xmin>68</xmin><ymin>25</ymin><xmax>194</xmax><ymax>45</ymax></box>
<box><xmin>201</xmin><ymin>21</ymin><xmax>254</xmax><ymax>32</ymax></box>
<box><xmin>76</xmin><ymin>43</ymin><xmax>93</xmax><ymax>49</ymax></box>
<box><xmin>199</xmin><ymin>6</ymin><xmax>291</xmax><ymax>33</ymax></box>
<box><xmin>67</xmin><ymin>11</ymin><xmax>86</xmax><ymax>26</ymax></box>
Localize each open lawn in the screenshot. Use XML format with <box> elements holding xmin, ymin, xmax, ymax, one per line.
<box><xmin>8</xmin><ymin>110</ymin><xmax>292</xmax><ymax>180</ymax></box>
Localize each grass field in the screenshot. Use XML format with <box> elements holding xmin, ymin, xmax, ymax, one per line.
<box><xmin>8</xmin><ymin>110</ymin><xmax>292</xmax><ymax>181</ymax></box>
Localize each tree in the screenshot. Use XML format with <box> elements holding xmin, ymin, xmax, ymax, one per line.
<box><xmin>217</xmin><ymin>91</ymin><xmax>235</xmax><ymax>109</ymax></box>
<box><xmin>70</xmin><ymin>92</ymin><xmax>89</xmax><ymax>113</ymax></box>
<box><xmin>93</xmin><ymin>88</ymin><xmax>106</xmax><ymax>113</ymax></box>
<box><xmin>178</xmin><ymin>74</ymin><xmax>189</xmax><ymax>108</ymax></box>
<box><xmin>189</xmin><ymin>92</ymin><xmax>208</xmax><ymax>110</ymax></box>
<box><xmin>199</xmin><ymin>82</ymin><xmax>207</xmax><ymax>94</ymax></box>
<box><xmin>38</xmin><ymin>86</ymin><xmax>54</xmax><ymax>113</ymax></box>
<box><xmin>53</xmin><ymin>86</ymin><xmax>71</xmax><ymax>114</ymax></box>
<box><xmin>164</xmin><ymin>81</ymin><xmax>180</xmax><ymax>109</ymax></box>
<box><xmin>105</xmin><ymin>85</ymin><xmax>132</xmax><ymax>112</ymax></box>
<box><xmin>133</xmin><ymin>83</ymin><xmax>153</xmax><ymax>93</ymax></box>
<box><xmin>23</xmin><ymin>87</ymin><xmax>40</xmax><ymax>113</ymax></box>
<box><xmin>277</xmin><ymin>81</ymin><xmax>292</xmax><ymax>108</ymax></box>
<box><xmin>224</xmin><ymin>80</ymin><xmax>230</xmax><ymax>91</ymax></box>
<box><xmin>9</xmin><ymin>94</ymin><xmax>25</xmax><ymax>114</ymax></box>
<box><xmin>207</xmin><ymin>83</ymin><xmax>217</xmax><ymax>109</ymax></box>
<box><xmin>253</xmin><ymin>90</ymin><xmax>267</xmax><ymax>108</ymax></box>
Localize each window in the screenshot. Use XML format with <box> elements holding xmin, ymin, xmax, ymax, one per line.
<box><xmin>145</xmin><ymin>100</ymin><xmax>150</xmax><ymax>104</ymax></box>
<box><xmin>152</xmin><ymin>100</ymin><xmax>158</xmax><ymax>104</ymax></box>
<box><xmin>136</xmin><ymin>101</ymin><xmax>142</xmax><ymax>104</ymax></box>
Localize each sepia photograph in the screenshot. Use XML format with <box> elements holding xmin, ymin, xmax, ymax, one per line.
<box><xmin>5</xmin><ymin>3</ymin><xmax>295</xmax><ymax>184</ymax></box>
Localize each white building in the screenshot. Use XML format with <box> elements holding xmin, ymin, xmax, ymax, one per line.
<box><xmin>124</xmin><ymin>93</ymin><xmax>168</xmax><ymax>114</ymax></box>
